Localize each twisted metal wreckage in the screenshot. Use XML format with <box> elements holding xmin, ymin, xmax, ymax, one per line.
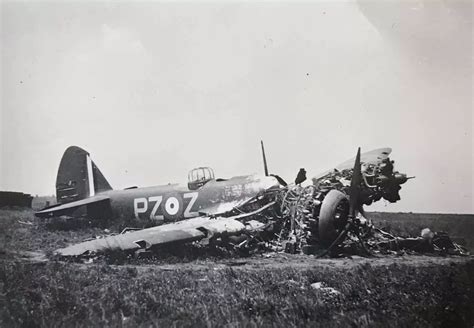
<box><xmin>37</xmin><ymin>144</ymin><xmax>468</xmax><ymax>259</ymax></box>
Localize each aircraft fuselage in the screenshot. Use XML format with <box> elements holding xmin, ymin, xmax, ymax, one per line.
<box><xmin>89</xmin><ymin>175</ymin><xmax>279</xmax><ymax>224</ymax></box>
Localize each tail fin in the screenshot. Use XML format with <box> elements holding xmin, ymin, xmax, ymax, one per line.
<box><xmin>56</xmin><ymin>146</ymin><xmax>112</xmax><ymax>204</ymax></box>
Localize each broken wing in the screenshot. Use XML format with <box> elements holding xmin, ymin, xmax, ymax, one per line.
<box><xmin>312</xmin><ymin>147</ymin><xmax>392</xmax><ymax>183</ymax></box>
<box><xmin>56</xmin><ymin>216</ymin><xmax>246</xmax><ymax>257</ymax></box>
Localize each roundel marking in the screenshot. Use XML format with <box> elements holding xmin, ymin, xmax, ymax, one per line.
<box><xmin>165</xmin><ymin>197</ymin><xmax>180</xmax><ymax>216</ymax></box>
<box><xmin>162</xmin><ymin>193</ymin><xmax>184</xmax><ymax>220</ymax></box>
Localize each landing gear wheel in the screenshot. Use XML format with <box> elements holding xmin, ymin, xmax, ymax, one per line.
<box><xmin>318</xmin><ymin>190</ymin><xmax>350</xmax><ymax>247</ymax></box>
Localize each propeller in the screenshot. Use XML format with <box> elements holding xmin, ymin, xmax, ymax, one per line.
<box><xmin>348</xmin><ymin>147</ymin><xmax>362</xmax><ymax>220</ymax></box>
<box><xmin>260</xmin><ymin>140</ymin><xmax>288</xmax><ymax>186</ymax></box>
<box><xmin>261</xmin><ymin>140</ymin><xmax>269</xmax><ymax>177</ymax></box>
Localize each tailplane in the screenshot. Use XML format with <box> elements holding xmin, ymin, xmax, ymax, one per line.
<box><xmin>56</xmin><ymin>146</ymin><xmax>112</xmax><ymax>204</ymax></box>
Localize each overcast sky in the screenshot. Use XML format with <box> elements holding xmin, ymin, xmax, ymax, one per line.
<box><xmin>1</xmin><ymin>1</ymin><xmax>472</xmax><ymax>213</ymax></box>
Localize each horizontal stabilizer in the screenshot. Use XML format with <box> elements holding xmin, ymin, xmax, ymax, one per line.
<box><xmin>35</xmin><ymin>195</ymin><xmax>110</xmax><ymax>218</ymax></box>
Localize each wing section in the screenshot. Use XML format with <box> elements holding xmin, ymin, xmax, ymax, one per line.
<box><xmin>55</xmin><ymin>216</ymin><xmax>246</xmax><ymax>256</ymax></box>
<box><xmin>35</xmin><ymin>195</ymin><xmax>110</xmax><ymax>218</ymax></box>
<box><xmin>313</xmin><ymin>148</ymin><xmax>392</xmax><ymax>182</ymax></box>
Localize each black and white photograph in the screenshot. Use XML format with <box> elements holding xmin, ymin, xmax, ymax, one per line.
<box><xmin>0</xmin><ymin>0</ymin><xmax>473</xmax><ymax>327</ymax></box>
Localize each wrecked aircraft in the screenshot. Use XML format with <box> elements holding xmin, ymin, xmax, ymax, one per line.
<box><xmin>36</xmin><ymin>143</ymin><xmax>413</xmax><ymax>257</ymax></box>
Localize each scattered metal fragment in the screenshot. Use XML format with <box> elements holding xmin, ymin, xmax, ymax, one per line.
<box><xmin>310</xmin><ymin>282</ymin><xmax>341</xmax><ymax>295</ymax></box>
<box><xmin>370</xmin><ymin>228</ymin><xmax>469</xmax><ymax>256</ymax></box>
<box><xmin>18</xmin><ymin>220</ymin><xmax>33</xmax><ymax>225</ymax></box>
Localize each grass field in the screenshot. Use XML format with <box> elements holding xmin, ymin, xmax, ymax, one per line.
<box><xmin>1</xmin><ymin>208</ymin><xmax>473</xmax><ymax>327</ymax></box>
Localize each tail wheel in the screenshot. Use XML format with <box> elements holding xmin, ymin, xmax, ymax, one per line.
<box><xmin>318</xmin><ymin>190</ymin><xmax>350</xmax><ymax>246</ymax></box>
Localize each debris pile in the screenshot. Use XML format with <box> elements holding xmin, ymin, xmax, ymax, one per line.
<box><xmin>367</xmin><ymin>228</ymin><xmax>469</xmax><ymax>256</ymax></box>
<box><xmin>268</xmin><ymin>156</ymin><xmax>416</xmax><ymax>256</ymax></box>
<box><xmin>241</xmin><ymin>154</ymin><xmax>468</xmax><ymax>258</ymax></box>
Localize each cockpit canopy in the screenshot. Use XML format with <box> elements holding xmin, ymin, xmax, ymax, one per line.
<box><xmin>188</xmin><ymin>167</ymin><xmax>215</xmax><ymax>190</ymax></box>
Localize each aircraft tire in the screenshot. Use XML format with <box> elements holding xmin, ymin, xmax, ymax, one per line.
<box><xmin>318</xmin><ymin>190</ymin><xmax>349</xmax><ymax>246</ymax></box>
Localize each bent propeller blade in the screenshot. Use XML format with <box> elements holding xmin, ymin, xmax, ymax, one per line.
<box><xmin>261</xmin><ymin>140</ymin><xmax>269</xmax><ymax>176</ymax></box>
<box><xmin>349</xmin><ymin>147</ymin><xmax>362</xmax><ymax>218</ymax></box>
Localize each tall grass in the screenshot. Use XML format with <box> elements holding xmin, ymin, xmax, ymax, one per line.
<box><xmin>1</xmin><ymin>258</ymin><xmax>473</xmax><ymax>327</ymax></box>
<box><xmin>1</xmin><ymin>209</ymin><xmax>473</xmax><ymax>327</ymax></box>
